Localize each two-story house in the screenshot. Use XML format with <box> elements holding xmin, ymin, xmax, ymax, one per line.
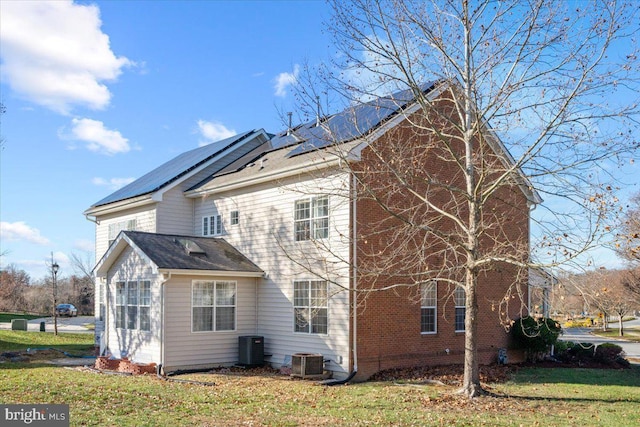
<box><xmin>85</xmin><ymin>81</ymin><xmax>541</xmax><ymax>380</ymax></box>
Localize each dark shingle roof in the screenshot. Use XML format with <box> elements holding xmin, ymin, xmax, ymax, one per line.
<box><xmin>90</xmin><ymin>130</ymin><xmax>258</xmax><ymax>208</ymax></box>
<box><xmin>124</xmin><ymin>231</ymin><xmax>263</xmax><ymax>273</ymax></box>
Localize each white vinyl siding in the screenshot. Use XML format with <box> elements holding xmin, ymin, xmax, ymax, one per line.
<box><xmin>108</xmin><ymin>219</ymin><xmax>136</xmax><ymax>246</ymax></box>
<box><xmin>96</xmin><ymin>208</ymin><xmax>156</xmax><ymax>259</ymax></box>
<box><xmin>163</xmin><ymin>276</ymin><xmax>257</xmax><ymax>370</ymax></box>
<box><xmin>105</xmin><ymin>247</ymin><xmax>160</xmax><ymax>364</ymax></box>
<box><xmin>421</xmin><ymin>282</ymin><xmax>437</xmax><ymax>334</ymax></box>
<box><xmin>193</xmin><ymin>172</ymin><xmax>351</xmax><ymax>375</ymax></box>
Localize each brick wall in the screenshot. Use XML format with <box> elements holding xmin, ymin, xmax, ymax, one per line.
<box><xmin>350</xmin><ymin>92</ymin><xmax>530</xmax><ymax>380</ymax></box>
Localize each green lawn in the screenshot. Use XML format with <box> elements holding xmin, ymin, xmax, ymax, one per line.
<box><xmin>592</xmin><ymin>327</ymin><xmax>640</xmax><ymax>343</ymax></box>
<box><xmin>0</xmin><ymin>313</ymin><xmax>44</xmax><ymax>323</ymax></box>
<box><xmin>0</xmin><ymin>330</ymin><xmax>639</xmax><ymax>426</ymax></box>
<box><xmin>0</xmin><ymin>330</ymin><xmax>95</xmax><ymax>355</ymax></box>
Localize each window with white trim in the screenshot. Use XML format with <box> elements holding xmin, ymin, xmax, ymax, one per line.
<box><xmin>139</xmin><ymin>281</ymin><xmax>151</xmax><ymax>331</ymax></box>
<box><xmin>192</xmin><ymin>280</ymin><xmax>236</xmax><ymax>332</ymax></box>
<box><xmin>202</xmin><ymin>215</ymin><xmax>222</xmax><ymax>236</ymax></box>
<box><xmin>108</xmin><ymin>219</ymin><xmax>136</xmax><ymax>246</ymax></box>
<box><xmin>114</xmin><ymin>280</ymin><xmax>151</xmax><ymax>331</ymax></box>
<box><xmin>230</xmin><ymin>210</ymin><xmax>239</xmax><ymax>226</ymax></box>
<box><xmin>293</xmin><ymin>280</ymin><xmax>328</xmax><ymax>334</ymax></box>
<box><xmin>294</xmin><ymin>196</ymin><xmax>329</xmax><ymax>241</ymax></box>
<box><xmin>454</xmin><ymin>286</ymin><xmax>466</xmax><ymax>332</ymax></box>
<box><xmin>421</xmin><ymin>282</ymin><xmax>437</xmax><ymax>333</ymax></box>
<box><xmin>115</xmin><ymin>281</ymin><xmax>125</xmax><ymax>329</ymax></box>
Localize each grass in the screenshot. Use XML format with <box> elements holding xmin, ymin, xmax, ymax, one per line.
<box><xmin>0</xmin><ymin>312</ymin><xmax>44</xmax><ymax>323</ymax></box>
<box><xmin>0</xmin><ymin>331</ymin><xmax>639</xmax><ymax>426</ymax></box>
<box><xmin>0</xmin><ymin>330</ymin><xmax>95</xmax><ymax>355</ymax></box>
<box><xmin>591</xmin><ymin>327</ymin><xmax>640</xmax><ymax>343</ymax></box>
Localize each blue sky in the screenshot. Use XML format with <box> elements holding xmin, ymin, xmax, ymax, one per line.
<box><xmin>0</xmin><ymin>1</ymin><xmax>637</xmax><ymax>281</ymax></box>
<box><xmin>0</xmin><ymin>0</ymin><xmax>331</xmax><ymax>279</ymax></box>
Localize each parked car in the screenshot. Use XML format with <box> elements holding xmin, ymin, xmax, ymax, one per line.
<box><xmin>55</xmin><ymin>304</ymin><xmax>78</xmax><ymax>317</ymax></box>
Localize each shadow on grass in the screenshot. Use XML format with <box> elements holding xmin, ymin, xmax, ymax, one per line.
<box><xmin>0</xmin><ymin>330</ymin><xmax>95</xmax><ymax>369</ymax></box>
<box><xmin>511</xmin><ymin>365</ymin><xmax>640</xmax><ymax>387</ymax></box>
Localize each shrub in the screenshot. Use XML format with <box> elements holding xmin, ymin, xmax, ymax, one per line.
<box><xmin>594</xmin><ymin>343</ymin><xmax>626</xmax><ymax>365</ymax></box>
<box><xmin>563</xmin><ymin>318</ymin><xmax>594</xmax><ymax>328</ymax></box>
<box><xmin>511</xmin><ymin>316</ymin><xmax>562</xmax><ymax>361</ymax></box>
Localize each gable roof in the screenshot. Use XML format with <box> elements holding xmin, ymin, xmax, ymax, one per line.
<box><xmin>94</xmin><ymin>231</ymin><xmax>263</xmax><ymax>277</ymax></box>
<box><xmin>86</xmin><ymin>129</ymin><xmax>267</xmax><ymax>210</ymax></box>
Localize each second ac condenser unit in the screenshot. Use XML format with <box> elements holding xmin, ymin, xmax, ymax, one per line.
<box><xmin>291</xmin><ymin>353</ymin><xmax>324</xmax><ymax>378</ymax></box>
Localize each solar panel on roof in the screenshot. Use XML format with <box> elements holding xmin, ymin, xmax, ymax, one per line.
<box><xmin>285</xmin><ymin>82</ymin><xmax>436</xmax><ymax>157</ymax></box>
<box><xmin>90</xmin><ymin>130</ymin><xmax>256</xmax><ymax>207</ymax></box>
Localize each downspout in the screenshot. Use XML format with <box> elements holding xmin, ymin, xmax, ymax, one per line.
<box><xmin>158</xmin><ymin>272</ymin><xmax>171</xmax><ymax>375</ymax></box>
<box><xmin>103</xmin><ymin>277</ymin><xmax>109</xmax><ymax>356</ymax></box>
<box><xmin>527</xmin><ymin>202</ymin><xmax>537</xmax><ymax>316</ymax></box>
<box><xmin>324</xmin><ymin>173</ymin><xmax>358</xmax><ymax>385</ymax></box>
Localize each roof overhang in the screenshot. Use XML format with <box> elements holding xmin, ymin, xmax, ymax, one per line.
<box><xmin>185</xmin><ymin>154</ymin><xmax>344</xmax><ymax>198</ymax></box>
<box><xmin>84</xmin><ymin>194</ymin><xmax>155</xmax><ymax>218</ymax></box>
<box><xmin>159</xmin><ymin>269</ymin><xmax>264</xmax><ymax>278</ymax></box>
<box><xmin>93</xmin><ymin>232</ymin><xmax>156</xmax><ymax>278</ymax></box>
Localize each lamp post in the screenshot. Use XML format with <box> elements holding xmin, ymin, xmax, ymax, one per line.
<box><xmin>52</xmin><ymin>260</ymin><xmax>59</xmax><ymax>336</ymax></box>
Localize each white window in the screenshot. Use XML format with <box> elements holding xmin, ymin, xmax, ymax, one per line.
<box><xmin>192</xmin><ymin>280</ymin><xmax>236</xmax><ymax>332</ymax></box>
<box><xmin>293</xmin><ymin>280</ymin><xmax>328</xmax><ymax>334</ymax></box>
<box><xmin>294</xmin><ymin>196</ymin><xmax>329</xmax><ymax>241</ymax></box>
<box><xmin>108</xmin><ymin>219</ymin><xmax>136</xmax><ymax>246</ymax></box>
<box><xmin>421</xmin><ymin>282</ymin><xmax>437</xmax><ymax>334</ymax></box>
<box><xmin>230</xmin><ymin>210</ymin><xmax>239</xmax><ymax>226</ymax></box>
<box><xmin>454</xmin><ymin>286</ymin><xmax>466</xmax><ymax>332</ymax></box>
<box><xmin>114</xmin><ymin>279</ymin><xmax>151</xmax><ymax>331</ymax></box>
<box><xmin>202</xmin><ymin>215</ymin><xmax>222</xmax><ymax>236</ymax></box>
<box><xmin>139</xmin><ymin>281</ymin><xmax>151</xmax><ymax>331</ymax></box>
<box><xmin>127</xmin><ymin>281</ymin><xmax>138</xmax><ymax>330</ymax></box>
<box><xmin>115</xmin><ymin>281</ymin><xmax>126</xmax><ymax>329</ymax></box>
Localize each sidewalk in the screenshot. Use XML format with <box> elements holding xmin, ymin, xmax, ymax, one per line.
<box><xmin>0</xmin><ymin>316</ymin><xmax>95</xmax><ymax>333</ymax></box>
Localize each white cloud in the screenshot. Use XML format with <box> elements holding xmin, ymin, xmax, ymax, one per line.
<box><xmin>274</xmin><ymin>64</ymin><xmax>300</xmax><ymax>97</ymax></box>
<box><xmin>68</xmin><ymin>118</ymin><xmax>130</xmax><ymax>155</ymax></box>
<box><xmin>196</xmin><ymin>120</ymin><xmax>236</xmax><ymax>146</ymax></box>
<box><xmin>0</xmin><ymin>1</ymin><xmax>131</xmax><ymax>114</ymax></box>
<box><xmin>91</xmin><ymin>176</ymin><xmax>135</xmax><ymax>190</ymax></box>
<box><xmin>73</xmin><ymin>239</ymin><xmax>95</xmax><ymax>253</ymax></box>
<box><xmin>0</xmin><ymin>222</ymin><xmax>50</xmax><ymax>245</ymax></box>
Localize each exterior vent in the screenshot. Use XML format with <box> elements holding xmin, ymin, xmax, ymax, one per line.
<box><xmin>291</xmin><ymin>353</ymin><xmax>324</xmax><ymax>378</ymax></box>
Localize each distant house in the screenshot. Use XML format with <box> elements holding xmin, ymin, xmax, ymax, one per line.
<box><xmin>86</xmin><ymin>81</ymin><xmax>541</xmax><ymax>380</ymax></box>
<box><xmin>529</xmin><ymin>268</ymin><xmax>557</xmax><ymax>318</ymax></box>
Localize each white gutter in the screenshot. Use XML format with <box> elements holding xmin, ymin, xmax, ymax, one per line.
<box><xmin>84</xmin><ymin>195</ymin><xmax>155</xmax><ymax>217</ymax></box>
<box><xmin>157</xmin><ymin>269</ymin><xmax>264</xmax><ymax>278</ymax></box>
<box><xmin>185</xmin><ymin>157</ymin><xmax>342</xmax><ymax>198</ymax></box>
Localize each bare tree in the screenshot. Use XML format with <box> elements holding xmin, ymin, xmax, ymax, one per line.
<box><xmin>582</xmin><ymin>269</ymin><xmax>636</xmax><ymax>335</ymax></box>
<box><xmin>0</xmin><ymin>265</ymin><xmax>30</xmax><ymax>312</ymax></box>
<box><xmin>286</xmin><ymin>0</ymin><xmax>639</xmax><ymax>397</ymax></box>
<box><xmin>69</xmin><ymin>251</ymin><xmax>95</xmax><ymax>314</ymax></box>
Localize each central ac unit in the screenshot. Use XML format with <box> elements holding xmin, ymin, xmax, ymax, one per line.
<box><xmin>291</xmin><ymin>353</ymin><xmax>324</xmax><ymax>378</ymax></box>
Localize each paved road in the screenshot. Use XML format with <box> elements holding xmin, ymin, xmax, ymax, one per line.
<box><xmin>0</xmin><ymin>316</ymin><xmax>95</xmax><ymax>334</ymax></box>
<box><xmin>560</xmin><ymin>322</ymin><xmax>640</xmax><ymax>361</ymax></box>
